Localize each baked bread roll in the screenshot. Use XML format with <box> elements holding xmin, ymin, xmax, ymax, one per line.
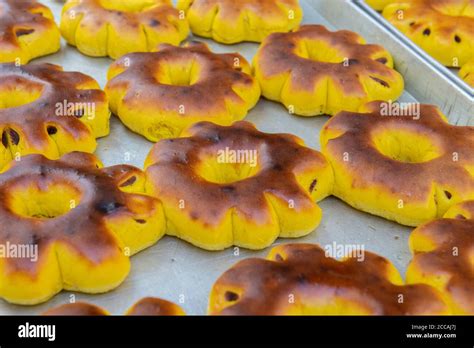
<box><xmin>0</xmin><ymin>63</ymin><xmax>109</xmax><ymax>169</ymax></box>
<box><xmin>407</xmin><ymin>200</ymin><xmax>474</xmax><ymax>314</ymax></box>
<box><xmin>383</xmin><ymin>0</ymin><xmax>474</xmax><ymax>67</ymax></box>
<box><xmin>0</xmin><ymin>0</ymin><xmax>60</xmax><ymax>64</ymax></box>
<box><xmin>106</xmin><ymin>42</ymin><xmax>260</xmax><ymax>141</ymax></box>
<box><xmin>321</xmin><ymin>101</ymin><xmax>474</xmax><ymax>226</ymax></box>
<box><xmin>177</xmin><ymin>0</ymin><xmax>302</xmax><ymax>44</ymax></box>
<box><xmin>43</xmin><ymin>297</ymin><xmax>185</xmax><ymax>315</ymax></box>
<box><xmin>209</xmin><ymin>243</ymin><xmax>450</xmax><ymax>315</ymax></box>
<box><xmin>60</xmin><ymin>0</ymin><xmax>189</xmax><ymax>59</ymax></box>
<box><xmin>253</xmin><ymin>25</ymin><xmax>404</xmax><ymax>116</ymax></box>
<box><xmin>0</xmin><ymin>152</ymin><xmax>165</xmax><ymax>305</ymax></box>
<box><xmin>145</xmin><ymin>121</ymin><xmax>333</xmax><ymax>250</ymax></box>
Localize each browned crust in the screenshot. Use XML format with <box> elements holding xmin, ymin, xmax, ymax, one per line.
<box><xmin>0</xmin><ymin>152</ymin><xmax>152</xmax><ymax>276</ymax></box>
<box><xmin>42</xmin><ymin>302</ymin><xmax>108</xmax><ymax>315</ymax></box>
<box><xmin>107</xmin><ymin>42</ymin><xmax>255</xmax><ymax>119</ymax></box>
<box><xmin>145</xmin><ymin>121</ymin><xmax>328</xmax><ymax>226</ymax></box>
<box><xmin>210</xmin><ymin>243</ymin><xmax>448</xmax><ymax>315</ymax></box>
<box><xmin>0</xmin><ymin>0</ymin><xmax>56</xmax><ymax>51</ymax></box>
<box><xmin>42</xmin><ymin>297</ymin><xmax>185</xmax><ymax>315</ymax></box>
<box><xmin>126</xmin><ymin>297</ymin><xmax>185</xmax><ymax>315</ymax></box>
<box><xmin>255</xmin><ymin>25</ymin><xmax>400</xmax><ymax>96</ymax></box>
<box><xmin>322</xmin><ymin>101</ymin><xmax>474</xmax><ymax>205</ymax></box>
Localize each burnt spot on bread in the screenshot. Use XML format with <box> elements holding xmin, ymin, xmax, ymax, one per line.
<box><xmin>272</xmin><ymin>164</ymin><xmax>283</xmax><ymax>171</ymax></box>
<box><xmin>454</xmin><ymin>35</ymin><xmax>461</xmax><ymax>43</ymax></box>
<box><xmin>274</xmin><ymin>253</ymin><xmax>284</xmax><ymax>261</ymax></box>
<box><xmin>345</xmin><ymin>58</ymin><xmax>358</xmax><ymax>66</ymax></box>
<box><xmin>96</xmin><ymin>201</ymin><xmax>123</xmax><ymax>214</ymax></box>
<box><xmin>444</xmin><ymin>190</ymin><xmax>452</xmax><ymax>199</ymax></box>
<box><xmin>309</xmin><ymin>179</ymin><xmax>317</xmax><ymax>193</ymax></box>
<box><xmin>47</xmin><ymin>126</ymin><xmax>57</xmax><ymax>135</ymax></box>
<box><xmin>369</xmin><ymin>76</ymin><xmax>389</xmax><ymax>88</ymax></box>
<box><xmin>423</xmin><ymin>28</ymin><xmax>431</xmax><ymax>36</ymax></box>
<box><xmin>120</xmin><ymin>175</ymin><xmax>137</xmax><ymax>187</ymax></box>
<box><xmin>221</xmin><ymin>185</ymin><xmax>235</xmax><ymax>193</ymax></box>
<box><xmin>74</xmin><ymin>109</ymin><xmax>84</xmax><ymax>118</ymax></box>
<box><xmin>296</xmin><ymin>273</ymin><xmax>308</xmax><ymax>284</ymax></box>
<box><xmin>224</xmin><ymin>291</ymin><xmax>239</xmax><ymax>302</ymax></box>
<box><xmin>207</xmin><ymin>134</ymin><xmax>221</xmax><ymax>143</ymax></box>
<box><xmin>190</xmin><ymin>211</ymin><xmax>199</xmax><ymax>220</ymax></box>
<box><xmin>134</xmin><ymin>219</ymin><xmax>146</xmax><ymax>224</ymax></box>
<box><xmin>149</xmin><ymin>19</ymin><xmax>160</xmax><ymax>27</ymax></box>
<box><xmin>2</xmin><ymin>128</ymin><xmax>20</xmax><ymax>147</ymax></box>
<box><xmin>15</xmin><ymin>28</ymin><xmax>35</xmax><ymax>37</ymax></box>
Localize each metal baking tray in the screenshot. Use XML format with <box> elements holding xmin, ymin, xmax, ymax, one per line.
<box><xmin>0</xmin><ymin>0</ymin><xmax>471</xmax><ymax>315</ymax></box>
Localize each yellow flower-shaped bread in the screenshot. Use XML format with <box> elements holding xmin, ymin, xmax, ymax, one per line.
<box><xmin>407</xmin><ymin>201</ymin><xmax>474</xmax><ymax>314</ymax></box>
<box><xmin>0</xmin><ymin>63</ymin><xmax>110</xmax><ymax>170</ymax></box>
<box><xmin>177</xmin><ymin>0</ymin><xmax>302</xmax><ymax>44</ymax></box>
<box><xmin>382</xmin><ymin>0</ymin><xmax>474</xmax><ymax>67</ymax></box>
<box><xmin>106</xmin><ymin>42</ymin><xmax>260</xmax><ymax>142</ymax></box>
<box><xmin>145</xmin><ymin>121</ymin><xmax>333</xmax><ymax>250</ymax></box>
<box><xmin>0</xmin><ymin>0</ymin><xmax>60</xmax><ymax>64</ymax></box>
<box><xmin>253</xmin><ymin>25</ymin><xmax>404</xmax><ymax>116</ymax></box>
<box><xmin>0</xmin><ymin>152</ymin><xmax>165</xmax><ymax>305</ymax></box>
<box><xmin>321</xmin><ymin>101</ymin><xmax>474</xmax><ymax>226</ymax></box>
<box><xmin>209</xmin><ymin>243</ymin><xmax>449</xmax><ymax>315</ymax></box>
<box><xmin>60</xmin><ymin>0</ymin><xmax>189</xmax><ymax>59</ymax></box>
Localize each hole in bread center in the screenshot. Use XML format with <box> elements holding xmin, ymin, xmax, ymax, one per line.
<box><xmin>0</xmin><ymin>79</ymin><xmax>43</xmax><ymax>109</ymax></box>
<box><xmin>98</xmin><ymin>0</ymin><xmax>158</xmax><ymax>12</ymax></box>
<box><xmin>7</xmin><ymin>180</ymin><xmax>82</xmax><ymax>219</ymax></box>
<box><xmin>155</xmin><ymin>59</ymin><xmax>203</xmax><ymax>86</ymax></box>
<box><xmin>371</xmin><ymin>127</ymin><xmax>442</xmax><ymax>163</ymax></box>
<box><xmin>294</xmin><ymin>39</ymin><xmax>346</xmax><ymax>64</ymax></box>
<box><xmin>196</xmin><ymin>148</ymin><xmax>261</xmax><ymax>184</ymax></box>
